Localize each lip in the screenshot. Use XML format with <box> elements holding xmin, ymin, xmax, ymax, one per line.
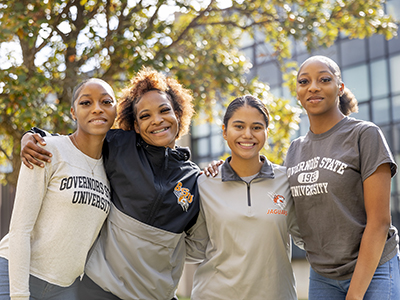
<box><xmin>307</xmin><ymin>96</ymin><xmax>323</xmax><ymax>104</ymax></box>
<box><xmin>238</xmin><ymin>142</ymin><xmax>256</xmax><ymax>148</ymax></box>
<box><xmin>151</xmin><ymin>126</ymin><xmax>170</xmax><ymax>134</ymax></box>
<box><xmin>89</xmin><ymin>118</ymin><xmax>108</xmax><ymax>124</ymax></box>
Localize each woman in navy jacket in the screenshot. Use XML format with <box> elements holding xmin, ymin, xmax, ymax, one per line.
<box><xmin>20</xmin><ymin>67</ymin><xmax>200</xmax><ymax>300</ymax></box>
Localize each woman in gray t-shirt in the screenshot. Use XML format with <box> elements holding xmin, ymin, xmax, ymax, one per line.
<box><xmin>285</xmin><ymin>55</ymin><xmax>400</xmax><ymax>300</ymax></box>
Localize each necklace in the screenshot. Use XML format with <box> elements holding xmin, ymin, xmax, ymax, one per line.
<box><xmin>70</xmin><ymin>134</ymin><xmax>100</xmax><ymax>177</ymax></box>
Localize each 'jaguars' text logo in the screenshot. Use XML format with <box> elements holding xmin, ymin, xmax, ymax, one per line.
<box><xmin>174</xmin><ymin>182</ymin><xmax>194</xmax><ymax>212</ymax></box>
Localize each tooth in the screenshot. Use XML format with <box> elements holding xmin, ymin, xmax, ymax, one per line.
<box><xmin>153</xmin><ymin>128</ymin><xmax>167</xmax><ymax>134</ymax></box>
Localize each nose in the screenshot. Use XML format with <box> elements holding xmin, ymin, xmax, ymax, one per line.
<box><xmin>152</xmin><ymin>113</ymin><xmax>164</xmax><ymax>125</ymax></box>
<box><xmin>92</xmin><ymin>101</ymin><xmax>104</xmax><ymax>114</ymax></box>
<box><xmin>308</xmin><ymin>80</ymin><xmax>321</xmax><ymax>93</ymax></box>
<box><xmin>242</xmin><ymin>127</ymin><xmax>252</xmax><ymax>138</ymax></box>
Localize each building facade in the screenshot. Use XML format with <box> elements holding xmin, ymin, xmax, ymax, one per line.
<box><xmin>185</xmin><ymin>3</ymin><xmax>400</xmax><ymax>297</ymax></box>
<box><xmin>190</xmin><ymin>0</ymin><xmax>400</xmax><ymax>231</ymax></box>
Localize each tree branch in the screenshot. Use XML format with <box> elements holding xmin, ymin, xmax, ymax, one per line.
<box><xmin>0</xmin><ymin>145</ymin><xmax>11</xmax><ymax>162</ymax></box>
<box><xmin>153</xmin><ymin>0</ymin><xmax>217</xmax><ymax>61</ymax></box>
<box><xmin>102</xmin><ymin>1</ymin><xmax>145</xmax><ymax>80</ymax></box>
<box><xmin>142</xmin><ymin>0</ymin><xmax>166</xmax><ymax>37</ymax></box>
<box><xmin>197</xmin><ymin>18</ymin><xmax>276</xmax><ymax>30</ymax></box>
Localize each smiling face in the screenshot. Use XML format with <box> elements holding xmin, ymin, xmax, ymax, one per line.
<box><xmin>223</xmin><ymin>104</ymin><xmax>267</xmax><ymax>164</ymax></box>
<box><xmin>71</xmin><ymin>80</ymin><xmax>117</xmax><ymax>137</ymax></box>
<box><xmin>134</xmin><ymin>90</ymin><xmax>179</xmax><ymax>148</ymax></box>
<box><xmin>296</xmin><ymin>58</ymin><xmax>344</xmax><ymax>118</ymax></box>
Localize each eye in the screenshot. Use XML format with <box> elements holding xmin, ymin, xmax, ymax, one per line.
<box><xmin>161</xmin><ymin>107</ymin><xmax>172</xmax><ymax>113</ymax></box>
<box><xmin>253</xmin><ymin>125</ymin><xmax>263</xmax><ymax>131</ymax></box>
<box><xmin>78</xmin><ymin>100</ymin><xmax>91</xmax><ymax>106</ymax></box>
<box><xmin>234</xmin><ymin>124</ymin><xmax>243</xmax><ymax>129</ymax></box>
<box><xmin>321</xmin><ymin>77</ymin><xmax>332</xmax><ymax>83</ymax></box>
<box><xmin>298</xmin><ymin>78</ymin><xmax>308</xmax><ymax>85</ymax></box>
<box><xmin>139</xmin><ymin>113</ymin><xmax>150</xmax><ymax>120</ymax></box>
<box><xmin>103</xmin><ymin>98</ymin><xmax>114</xmax><ymax>105</ymax></box>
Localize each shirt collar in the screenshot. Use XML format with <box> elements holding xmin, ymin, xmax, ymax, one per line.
<box><xmin>221</xmin><ymin>155</ymin><xmax>275</xmax><ymax>182</ymax></box>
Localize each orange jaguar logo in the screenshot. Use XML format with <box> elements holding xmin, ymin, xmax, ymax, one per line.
<box><xmin>268</xmin><ymin>192</ymin><xmax>286</xmax><ymax>210</ymax></box>
<box><xmin>173</xmin><ymin>182</ymin><xmax>194</xmax><ymax>212</ymax></box>
<box><xmin>273</xmin><ymin>194</ymin><xmax>285</xmax><ymax>205</ymax></box>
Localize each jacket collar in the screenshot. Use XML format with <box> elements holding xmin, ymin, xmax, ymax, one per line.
<box><xmin>136</xmin><ymin>135</ymin><xmax>191</xmax><ymax>161</ymax></box>
<box><xmin>221</xmin><ymin>155</ymin><xmax>275</xmax><ymax>182</ymax></box>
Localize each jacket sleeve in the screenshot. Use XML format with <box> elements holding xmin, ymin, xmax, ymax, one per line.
<box><xmin>23</xmin><ymin>127</ymin><xmax>57</xmax><ymax>137</ymax></box>
<box><xmin>185</xmin><ymin>208</ymin><xmax>209</xmax><ymax>264</ymax></box>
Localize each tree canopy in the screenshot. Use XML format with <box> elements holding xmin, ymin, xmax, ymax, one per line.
<box><xmin>0</xmin><ymin>0</ymin><xmax>397</xmax><ymax>186</ymax></box>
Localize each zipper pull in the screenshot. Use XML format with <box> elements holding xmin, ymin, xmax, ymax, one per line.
<box><xmin>164</xmin><ymin>147</ymin><xmax>169</xmax><ymax>170</ymax></box>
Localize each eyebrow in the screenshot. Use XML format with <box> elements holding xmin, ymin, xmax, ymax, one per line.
<box><xmin>232</xmin><ymin>120</ymin><xmax>265</xmax><ymax>126</ymax></box>
<box><xmin>298</xmin><ymin>70</ymin><xmax>332</xmax><ymax>77</ymax></box>
<box><xmin>79</xmin><ymin>93</ymin><xmax>112</xmax><ymax>99</ymax></box>
<box><xmin>138</xmin><ymin>103</ymin><xmax>171</xmax><ymax>115</ymax></box>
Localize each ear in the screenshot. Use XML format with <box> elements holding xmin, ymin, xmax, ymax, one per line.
<box><xmin>70</xmin><ymin>107</ymin><xmax>76</xmax><ymax>121</ymax></box>
<box><xmin>134</xmin><ymin>121</ymin><xmax>140</xmax><ymax>134</ymax></box>
<box><xmin>339</xmin><ymin>83</ymin><xmax>344</xmax><ymax>96</ymax></box>
<box><xmin>222</xmin><ymin>124</ymin><xmax>227</xmax><ymax>141</ymax></box>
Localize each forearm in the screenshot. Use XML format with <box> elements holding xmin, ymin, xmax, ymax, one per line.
<box><xmin>8</xmin><ymin>166</ymin><xmax>46</xmax><ymax>299</ymax></box>
<box><xmin>8</xmin><ymin>232</ymin><xmax>32</xmax><ymax>300</ymax></box>
<box><xmin>346</xmin><ymin>222</ymin><xmax>388</xmax><ymax>300</ymax></box>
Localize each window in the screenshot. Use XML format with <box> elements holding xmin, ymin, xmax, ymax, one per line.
<box><xmin>372</xmin><ymin>98</ymin><xmax>390</xmax><ymax>125</ymax></box>
<box><xmin>241</xmin><ymin>47</ymin><xmax>254</xmax><ymax>64</ymax></box>
<box><xmin>368</xmin><ymin>34</ymin><xmax>385</xmax><ymax>60</ymax></box>
<box><xmin>257</xmin><ymin>62</ymin><xmax>281</xmax><ymax>86</ymax></box>
<box><xmin>370</xmin><ymin>59</ymin><xmax>389</xmax><ymax>98</ymax></box>
<box><xmin>352</xmin><ymin>102</ymin><xmax>370</xmax><ymax>121</ymax></box>
<box><xmin>392</xmin><ymin>95</ymin><xmax>400</xmax><ymax>122</ymax></box>
<box><xmin>342</xmin><ymin>65</ymin><xmax>370</xmax><ymax>102</ymax></box>
<box><xmin>340</xmin><ymin>39</ymin><xmax>367</xmax><ymax>66</ymax></box>
<box><xmin>191</xmin><ymin>114</ymin><xmax>229</xmax><ymax>167</ymax></box>
<box><xmin>390</xmin><ymin>54</ymin><xmax>400</xmax><ymax>94</ymax></box>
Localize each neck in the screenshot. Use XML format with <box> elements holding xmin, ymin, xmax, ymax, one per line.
<box><xmin>229</xmin><ymin>155</ymin><xmax>263</xmax><ymax>177</ymax></box>
<box><xmin>70</xmin><ymin>132</ymin><xmax>104</xmax><ymax>159</ymax></box>
<box><xmin>309</xmin><ymin>110</ymin><xmax>345</xmax><ymax>134</ymax></box>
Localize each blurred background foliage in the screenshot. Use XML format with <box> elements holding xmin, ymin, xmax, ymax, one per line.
<box><xmin>0</xmin><ymin>0</ymin><xmax>397</xmax><ymax>186</ymax></box>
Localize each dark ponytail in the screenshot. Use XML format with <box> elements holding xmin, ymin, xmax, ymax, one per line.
<box><xmin>339</xmin><ymin>87</ymin><xmax>358</xmax><ymax>116</ymax></box>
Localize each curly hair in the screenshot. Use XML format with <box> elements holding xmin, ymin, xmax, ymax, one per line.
<box><xmin>116</xmin><ymin>67</ymin><xmax>194</xmax><ymax>139</ymax></box>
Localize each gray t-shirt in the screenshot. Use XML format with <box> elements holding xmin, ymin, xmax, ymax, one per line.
<box><xmin>285</xmin><ymin>116</ymin><xmax>398</xmax><ymax>280</ymax></box>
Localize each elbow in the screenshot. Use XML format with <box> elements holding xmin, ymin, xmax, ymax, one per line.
<box><xmin>368</xmin><ymin>216</ymin><xmax>391</xmax><ymax>236</ymax></box>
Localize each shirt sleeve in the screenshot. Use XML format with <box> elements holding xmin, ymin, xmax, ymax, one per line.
<box><xmin>8</xmin><ymin>162</ymin><xmax>50</xmax><ymax>299</ymax></box>
<box><xmin>359</xmin><ymin>125</ymin><xmax>397</xmax><ymax>181</ymax></box>
<box><xmin>286</xmin><ymin>195</ymin><xmax>304</xmax><ymax>250</ymax></box>
<box><xmin>185</xmin><ymin>208</ymin><xmax>209</xmax><ymax>264</ymax></box>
